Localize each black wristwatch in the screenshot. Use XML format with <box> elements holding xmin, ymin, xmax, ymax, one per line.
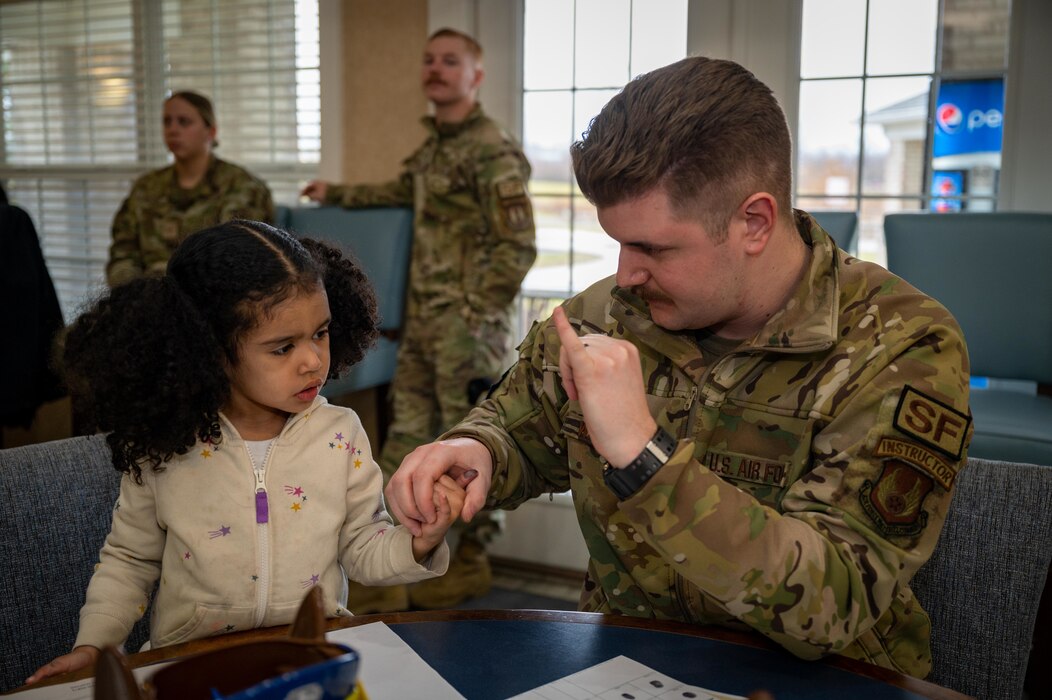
<box><xmin>602</xmin><ymin>426</ymin><xmax>677</xmax><ymax>500</ymax></box>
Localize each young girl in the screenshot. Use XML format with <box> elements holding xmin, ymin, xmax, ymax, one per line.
<box><xmin>27</xmin><ymin>220</ymin><xmax>464</xmax><ymax>684</ymax></box>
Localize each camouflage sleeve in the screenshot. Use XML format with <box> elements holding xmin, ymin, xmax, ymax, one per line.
<box><xmin>442</xmin><ymin>320</ymin><xmax>571</xmax><ymax>505</ymax></box>
<box><xmin>218</xmin><ymin>173</ymin><xmax>275</xmax><ymax>224</ymax></box>
<box><xmin>324</xmin><ymin>173</ymin><xmax>414</xmax><ymax>209</ymax></box>
<box><xmin>467</xmin><ymin>148</ymin><xmax>537</xmax><ymax>317</ymax></box>
<box><xmin>622</xmin><ymin>321</ymin><xmax>971</xmax><ymax>660</ymax></box>
<box><xmin>246</xmin><ymin>180</ymin><xmax>275</xmax><ymax>224</ymax></box>
<box><xmin>107</xmin><ymin>184</ymin><xmax>146</xmax><ymax>287</ymax></box>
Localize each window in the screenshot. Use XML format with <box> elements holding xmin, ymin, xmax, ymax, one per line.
<box><xmin>796</xmin><ymin>0</ymin><xmax>1011</xmax><ymax>264</ymax></box>
<box><xmin>0</xmin><ymin>0</ymin><xmax>320</xmax><ymax>321</ymax></box>
<box><xmin>519</xmin><ymin>0</ymin><xmax>688</xmax><ymax>335</ymax></box>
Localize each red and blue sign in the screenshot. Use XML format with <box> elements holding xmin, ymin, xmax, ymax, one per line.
<box><xmin>933</xmin><ymin>79</ymin><xmax>1005</xmax><ymax>158</ymax></box>
<box><xmin>930</xmin><ymin>170</ymin><xmax>965</xmax><ymax>212</ymax></box>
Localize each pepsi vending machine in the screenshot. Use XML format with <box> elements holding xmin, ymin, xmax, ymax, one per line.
<box><xmin>931</xmin><ymin>78</ymin><xmax>1004</xmax><ymax>211</ymax></box>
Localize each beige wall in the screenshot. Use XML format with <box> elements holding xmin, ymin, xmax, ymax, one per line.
<box><xmin>341</xmin><ymin>0</ymin><xmax>430</xmax><ymax>183</ymax></box>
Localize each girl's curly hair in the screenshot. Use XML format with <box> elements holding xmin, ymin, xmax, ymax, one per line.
<box><xmin>64</xmin><ymin>220</ymin><xmax>378</xmax><ymax>481</ymax></box>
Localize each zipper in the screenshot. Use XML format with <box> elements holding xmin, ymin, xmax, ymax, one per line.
<box><xmin>249</xmin><ymin>441</ymin><xmax>276</xmax><ymax>628</ymax></box>
<box><xmin>681</xmin><ymin>385</ymin><xmax>699</xmax><ymax>440</ymax></box>
<box><xmin>684</xmin><ymin>385</ymin><xmax>698</xmax><ymax>413</ymax></box>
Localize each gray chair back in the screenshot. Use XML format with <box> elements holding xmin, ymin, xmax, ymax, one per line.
<box><xmin>910</xmin><ymin>457</ymin><xmax>1052</xmax><ymax>700</ymax></box>
<box><xmin>810</xmin><ymin>210</ymin><xmax>858</xmax><ymax>255</ymax></box>
<box><xmin>0</xmin><ymin>435</ymin><xmax>151</xmax><ymax>693</ymax></box>
<box><xmin>883</xmin><ymin>212</ymin><xmax>1052</xmax><ymax>384</ymax></box>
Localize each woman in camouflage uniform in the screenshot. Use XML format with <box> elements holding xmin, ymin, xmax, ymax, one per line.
<box><xmin>106</xmin><ymin>91</ymin><xmax>274</xmax><ymax>286</ymax></box>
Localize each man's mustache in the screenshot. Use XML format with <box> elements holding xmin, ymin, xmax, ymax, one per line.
<box><xmin>634</xmin><ymin>286</ymin><xmax>670</xmax><ymax>305</ymax></box>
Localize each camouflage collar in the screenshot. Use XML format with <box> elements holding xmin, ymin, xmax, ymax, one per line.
<box><xmin>610</xmin><ymin>209</ymin><xmax>840</xmax><ymax>360</ymax></box>
<box><xmin>166</xmin><ymin>155</ymin><xmax>221</xmax><ymax>196</ymax></box>
<box><xmin>752</xmin><ymin>209</ymin><xmax>840</xmax><ymax>352</ymax></box>
<box><xmin>422</xmin><ymin>103</ymin><xmax>485</xmax><ymax>138</ymax></box>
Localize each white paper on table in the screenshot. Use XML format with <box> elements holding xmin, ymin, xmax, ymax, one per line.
<box><xmin>506</xmin><ymin>655</ymin><xmax>747</xmax><ymax>700</ymax></box>
<box><xmin>3</xmin><ymin>662</ymin><xmax>172</xmax><ymax>700</ymax></box>
<box><xmin>327</xmin><ymin>621</ymin><xmax>466</xmax><ymax>699</ymax></box>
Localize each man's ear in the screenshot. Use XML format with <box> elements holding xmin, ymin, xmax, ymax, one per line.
<box><xmin>738</xmin><ymin>192</ymin><xmax>777</xmax><ymax>255</ymax></box>
<box><xmin>471</xmin><ymin>65</ymin><xmax>485</xmax><ymax>91</ymax></box>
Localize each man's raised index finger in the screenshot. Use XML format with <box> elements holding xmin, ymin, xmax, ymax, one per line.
<box><xmin>553</xmin><ymin>306</ymin><xmax>586</xmax><ymax>353</ymax></box>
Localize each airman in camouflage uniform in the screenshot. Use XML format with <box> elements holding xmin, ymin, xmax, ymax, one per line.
<box><xmin>384</xmin><ymin>57</ymin><xmax>972</xmax><ymax>679</ymax></box>
<box><xmin>109</xmin><ymin>122</ymin><xmax>274</xmax><ymax>286</ymax></box>
<box><xmin>322</xmin><ymin>104</ymin><xmax>535</xmax><ymax>476</ymax></box>
<box><xmin>304</xmin><ymin>29</ymin><xmax>536</xmax><ymax>610</ymax></box>
<box><xmin>444</xmin><ymin>212</ymin><xmax>970</xmax><ymax>677</ymax></box>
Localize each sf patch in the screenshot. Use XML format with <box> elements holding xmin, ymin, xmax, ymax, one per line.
<box><xmin>860</xmin><ymin>459</ymin><xmax>934</xmax><ymax>537</ymax></box>
<box><xmin>495</xmin><ymin>178</ymin><xmax>534</xmax><ymax>232</ymax></box>
<box><xmin>893</xmin><ymin>385</ymin><xmax>970</xmax><ymax>459</ymax></box>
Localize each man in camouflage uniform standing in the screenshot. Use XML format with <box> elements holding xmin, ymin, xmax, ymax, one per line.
<box><xmin>108</xmin><ymin>91</ymin><xmax>274</xmax><ymax>287</ymax></box>
<box><xmin>385</xmin><ymin>57</ymin><xmax>972</xmax><ymax>679</ymax></box>
<box><xmin>302</xmin><ymin>28</ymin><xmax>536</xmax><ymax>610</ymax></box>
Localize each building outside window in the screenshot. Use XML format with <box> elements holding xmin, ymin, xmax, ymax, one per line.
<box><xmin>0</xmin><ymin>0</ymin><xmax>320</xmax><ymax>321</ymax></box>
<box><xmin>518</xmin><ymin>0</ymin><xmax>688</xmax><ymax>337</ymax></box>
<box><xmin>796</xmin><ymin>0</ymin><xmax>1011</xmax><ymax>265</ymax></box>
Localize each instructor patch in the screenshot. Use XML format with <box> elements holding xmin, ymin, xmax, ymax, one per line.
<box><xmin>893</xmin><ymin>385</ymin><xmax>970</xmax><ymax>459</ymax></box>
<box><xmin>874</xmin><ymin>436</ymin><xmax>957</xmax><ymax>490</ymax></box>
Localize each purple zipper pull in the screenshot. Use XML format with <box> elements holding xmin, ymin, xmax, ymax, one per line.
<box><xmin>255</xmin><ymin>489</ymin><xmax>269</xmax><ymax>523</ymax></box>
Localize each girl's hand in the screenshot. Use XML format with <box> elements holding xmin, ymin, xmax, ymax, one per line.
<box><xmin>411</xmin><ymin>475</ymin><xmax>467</xmax><ymax>562</ymax></box>
<box><xmin>25</xmin><ymin>646</ymin><xmax>100</xmax><ymax>685</ymax></box>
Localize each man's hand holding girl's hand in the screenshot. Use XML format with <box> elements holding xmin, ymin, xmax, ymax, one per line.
<box><xmin>388</xmin><ymin>438</ymin><xmax>491</xmax><ymax>537</ymax></box>
<box><xmin>411</xmin><ymin>474</ymin><xmax>470</xmax><ymax>561</ymax></box>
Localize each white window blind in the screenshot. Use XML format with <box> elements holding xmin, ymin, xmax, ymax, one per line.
<box><xmin>0</xmin><ymin>0</ymin><xmax>321</xmax><ymax>321</ymax></box>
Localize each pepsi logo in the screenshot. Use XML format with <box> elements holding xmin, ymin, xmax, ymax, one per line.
<box><xmin>936</xmin><ymin>103</ymin><xmax>963</xmax><ymax>133</ymax></box>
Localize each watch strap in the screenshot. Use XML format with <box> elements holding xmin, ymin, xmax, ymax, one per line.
<box><xmin>603</xmin><ymin>426</ymin><xmax>676</xmax><ymax>500</ymax></box>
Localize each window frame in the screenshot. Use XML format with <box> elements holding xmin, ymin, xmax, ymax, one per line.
<box><xmin>0</xmin><ymin>0</ymin><xmax>321</xmax><ymax>321</ymax></box>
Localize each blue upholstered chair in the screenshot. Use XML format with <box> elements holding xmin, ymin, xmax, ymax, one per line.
<box><xmin>910</xmin><ymin>456</ymin><xmax>1052</xmax><ymax>700</ymax></box>
<box><xmin>810</xmin><ymin>210</ymin><xmax>858</xmax><ymax>255</ymax></box>
<box><xmin>883</xmin><ymin>212</ymin><xmax>1052</xmax><ymax>467</ymax></box>
<box><xmin>0</xmin><ymin>435</ymin><xmax>151</xmax><ymax>693</ymax></box>
<box><xmin>276</xmin><ymin>205</ymin><xmax>413</xmax><ymax>397</ymax></box>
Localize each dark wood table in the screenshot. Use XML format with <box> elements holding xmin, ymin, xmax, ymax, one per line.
<box><xmin>25</xmin><ymin>609</ymin><xmax>972</xmax><ymax>700</ymax></box>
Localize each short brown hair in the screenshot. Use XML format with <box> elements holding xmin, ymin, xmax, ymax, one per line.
<box><xmin>571</xmin><ymin>57</ymin><xmax>792</xmax><ymax>238</ymax></box>
<box><xmin>167</xmin><ymin>90</ymin><xmax>217</xmax><ymax>129</ymax></box>
<box><xmin>427</xmin><ymin>27</ymin><xmax>483</xmax><ymax>62</ymax></box>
